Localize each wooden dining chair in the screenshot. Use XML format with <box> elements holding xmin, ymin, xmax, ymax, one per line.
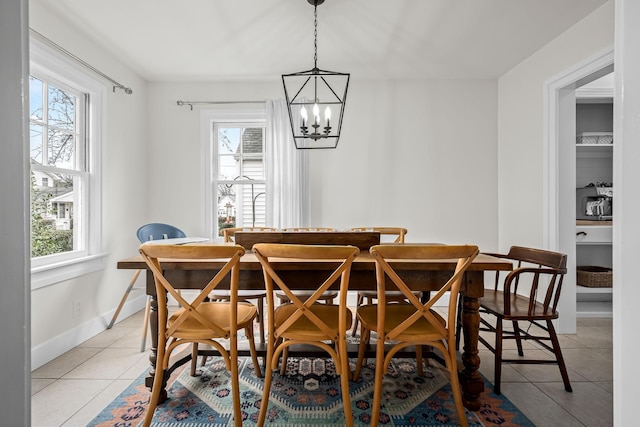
<box><xmin>353</xmin><ymin>244</ymin><xmax>479</xmax><ymax>427</ymax></box>
<box><xmin>253</xmin><ymin>243</ymin><xmax>359</xmax><ymax>427</ymax></box>
<box><xmin>274</xmin><ymin>227</ymin><xmax>339</xmax><ymax>305</ymax></box>
<box><xmin>476</xmin><ymin>246</ymin><xmax>572</xmax><ymax>395</ymax></box>
<box><xmin>138</xmin><ymin>243</ymin><xmax>262</xmax><ymax>427</ymax></box>
<box><xmin>349</xmin><ymin>227</ymin><xmax>421</xmax><ymax>335</ymax></box>
<box><xmin>208</xmin><ymin>226</ymin><xmax>276</xmax><ymax>344</ymax></box>
<box><xmin>221</xmin><ymin>226</ymin><xmax>276</xmax><ymax>242</ymax></box>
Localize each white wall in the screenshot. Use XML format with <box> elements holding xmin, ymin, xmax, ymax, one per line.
<box><xmin>497</xmin><ymin>1</ymin><xmax>614</xmax><ymax>333</ymax></box>
<box><xmin>147</xmin><ymin>79</ymin><xmax>499</xmax><ymax>251</ymax></box>
<box><xmin>498</xmin><ymin>1</ymin><xmax>614</xmax><ymax>250</ymax></box>
<box><xmin>29</xmin><ymin>1</ymin><xmax>150</xmax><ymax>368</ymax></box>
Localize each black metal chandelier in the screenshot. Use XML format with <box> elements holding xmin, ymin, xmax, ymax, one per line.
<box><xmin>282</xmin><ymin>0</ymin><xmax>349</xmax><ymax>149</ymax></box>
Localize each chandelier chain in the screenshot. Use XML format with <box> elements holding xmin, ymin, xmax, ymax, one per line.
<box><xmin>313</xmin><ymin>4</ymin><xmax>318</xmax><ymax>68</ymax></box>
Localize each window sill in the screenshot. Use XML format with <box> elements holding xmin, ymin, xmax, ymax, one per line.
<box><xmin>31</xmin><ymin>253</ymin><xmax>108</xmax><ymax>290</ymax></box>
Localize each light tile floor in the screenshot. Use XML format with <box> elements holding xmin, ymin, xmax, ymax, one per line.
<box><xmin>31</xmin><ymin>310</ymin><xmax>612</xmax><ymax>426</ymax></box>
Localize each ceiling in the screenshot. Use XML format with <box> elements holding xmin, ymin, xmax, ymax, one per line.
<box><xmin>37</xmin><ymin>0</ymin><xmax>608</xmax><ymax>82</ymax></box>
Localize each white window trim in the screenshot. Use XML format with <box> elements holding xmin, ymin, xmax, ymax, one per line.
<box><xmin>29</xmin><ymin>36</ymin><xmax>107</xmax><ymax>290</ymax></box>
<box><xmin>200</xmin><ymin>109</ymin><xmax>266</xmax><ymax>241</ymax></box>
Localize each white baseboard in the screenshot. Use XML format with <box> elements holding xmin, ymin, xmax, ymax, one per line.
<box><xmin>31</xmin><ymin>294</ymin><xmax>147</xmax><ymax>371</ymax></box>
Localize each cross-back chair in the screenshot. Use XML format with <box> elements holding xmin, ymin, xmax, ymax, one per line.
<box><xmin>253</xmin><ymin>243</ymin><xmax>360</xmax><ymax>427</ymax></box>
<box><xmin>138</xmin><ymin>243</ymin><xmax>262</xmax><ymax>427</ymax></box>
<box><xmin>476</xmin><ymin>246</ymin><xmax>572</xmax><ymax>395</ymax></box>
<box><xmin>349</xmin><ymin>227</ymin><xmax>420</xmax><ymax>335</ymax></box>
<box><xmin>274</xmin><ymin>227</ymin><xmax>339</xmax><ymax>305</ymax></box>
<box><xmin>209</xmin><ymin>226</ymin><xmax>276</xmax><ymax>344</ymax></box>
<box><xmin>353</xmin><ymin>244</ymin><xmax>479</xmax><ymax>427</ymax></box>
<box><xmin>222</xmin><ymin>226</ymin><xmax>276</xmax><ymax>242</ymax></box>
<box><xmin>108</xmin><ymin>223</ymin><xmax>186</xmax><ymax>352</ymax></box>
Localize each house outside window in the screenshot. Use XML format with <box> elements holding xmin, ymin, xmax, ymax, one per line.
<box><xmin>29</xmin><ymin>36</ymin><xmax>106</xmax><ymax>289</ymax></box>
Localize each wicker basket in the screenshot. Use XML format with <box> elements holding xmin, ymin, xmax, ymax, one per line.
<box><xmin>577</xmin><ymin>266</ymin><xmax>612</xmax><ymax>288</ymax></box>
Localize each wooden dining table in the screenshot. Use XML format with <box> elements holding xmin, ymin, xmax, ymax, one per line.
<box><xmin>117</xmin><ymin>242</ymin><xmax>512</xmax><ymax>411</ymax></box>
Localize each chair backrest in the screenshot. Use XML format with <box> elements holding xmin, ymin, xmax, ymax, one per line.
<box><xmin>252</xmin><ymin>243</ymin><xmax>359</xmax><ymax>340</ymax></box>
<box><xmin>222</xmin><ymin>227</ymin><xmax>276</xmax><ymax>242</ymax></box>
<box><xmin>137</xmin><ymin>223</ymin><xmax>186</xmax><ymax>243</ymax></box>
<box><xmin>369</xmin><ymin>244</ymin><xmax>479</xmax><ymax>343</ymax></box>
<box><xmin>351</xmin><ymin>227</ymin><xmax>407</xmax><ymax>243</ymax></box>
<box><xmin>138</xmin><ymin>243</ymin><xmax>246</xmax><ymax>337</ymax></box>
<box><xmin>493</xmin><ymin>246</ymin><xmax>568</xmax><ymax>316</ymax></box>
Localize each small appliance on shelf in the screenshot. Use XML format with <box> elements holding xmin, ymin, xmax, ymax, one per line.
<box><xmin>576</xmin><ymin>182</ymin><xmax>613</xmax><ymax>221</ymax></box>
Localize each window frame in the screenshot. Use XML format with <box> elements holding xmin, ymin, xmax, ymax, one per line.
<box><xmin>29</xmin><ymin>36</ymin><xmax>106</xmax><ymax>290</ymax></box>
<box><xmin>201</xmin><ymin>110</ymin><xmax>267</xmax><ymax>240</ymax></box>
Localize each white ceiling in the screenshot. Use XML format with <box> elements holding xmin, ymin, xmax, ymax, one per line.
<box><xmin>37</xmin><ymin>0</ymin><xmax>608</xmax><ymax>82</ymax></box>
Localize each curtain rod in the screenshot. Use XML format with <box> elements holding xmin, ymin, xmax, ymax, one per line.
<box><xmin>29</xmin><ymin>28</ymin><xmax>133</xmax><ymax>95</ymax></box>
<box><xmin>177</xmin><ymin>100</ymin><xmax>266</xmax><ymax>111</ymax></box>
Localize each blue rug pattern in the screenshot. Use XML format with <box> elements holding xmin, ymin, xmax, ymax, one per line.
<box><xmin>90</xmin><ymin>355</ymin><xmax>534</xmax><ymax>427</ymax></box>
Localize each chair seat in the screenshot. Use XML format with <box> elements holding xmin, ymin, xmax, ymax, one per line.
<box><xmin>357</xmin><ymin>304</ymin><xmax>446</xmax><ymax>340</ymax></box>
<box><xmin>274</xmin><ymin>303</ymin><xmax>353</xmax><ymax>338</ymax></box>
<box><xmin>169</xmin><ymin>302</ymin><xmax>257</xmax><ymax>339</ymax></box>
<box><xmin>479</xmin><ymin>290</ymin><xmax>559</xmax><ymax>320</ymax></box>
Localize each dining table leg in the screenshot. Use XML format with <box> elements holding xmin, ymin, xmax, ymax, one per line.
<box><xmin>459</xmin><ymin>272</ymin><xmax>484</xmax><ymax>411</ymax></box>
<box><xmin>145</xmin><ymin>281</ymin><xmax>168</xmax><ymax>403</ymax></box>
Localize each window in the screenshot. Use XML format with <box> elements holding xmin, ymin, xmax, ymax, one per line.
<box><xmin>214</xmin><ymin>122</ymin><xmax>267</xmax><ymax>237</ymax></box>
<box><xmin>29</xmin><ymin>37</ymin><xmax>106</xmax><ymax>289</ymax></box>
<box><xmin>202</xmin><ymin>110</ymin><xmax>267</xmax><ymax>240</ymax></box>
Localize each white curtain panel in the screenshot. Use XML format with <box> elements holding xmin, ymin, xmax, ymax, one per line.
<box><xmin>265</xmin><ymin>99</ymin><xmax>310</xmax><ymax>229</ymax></box>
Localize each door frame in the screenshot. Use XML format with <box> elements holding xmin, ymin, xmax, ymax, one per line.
<box><xmin>543</xmin><ymin>46</ymin><xmax>614</xmax><ymax>333</ymax></box>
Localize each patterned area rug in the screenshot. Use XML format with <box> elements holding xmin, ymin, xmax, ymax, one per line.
<box><xmin>90</xmin><ymin>355</ymin><xmax>534</xmax><ymax>427</ymax></box>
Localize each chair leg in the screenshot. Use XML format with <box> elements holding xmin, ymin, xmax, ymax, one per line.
<box><xmin>190</xmin><ymin>343</ymin><xmax>199</xmax><ymax>376</ymax></box>
<box><xmin>337</xmin><ymin>339</ymin><xmax>354</xmax><ymax>427</ymax></box>
<box><xmin>245</xmin><ymin>323</ymin><xmax>263</xmax><ymax>378</ymax></box>
<box><xmin>258</xmin><ymin>335</ymin><xmax>276</xmax><ymax>426</ymax></box>
<box><xmin>353</xmin><ymin>327</ymin><xmax>370</xmax><ymax>381</ymax></box>
<box><xmin>280</xmin><ymin>344</ymin><xmax>289</xmax><ymax>375</ymax></box>
<box><xmin>447</xmin><ymin>352</ymin><xmax>469</xmax><ymax>427</ymax></box>
<box><xmin>416</xmin><ymin>345</ymin><xmax>424</xmax><ymax>376</ymax></box>
<box><xmin>512</xmin><ymin>320</ymin><xmax>524</xmax><ymax>356</ymax></box>
<box><xmin>351</xmin><ymin>293</ymin><xmax>365</xmax><ymax>335</ymax></box>
<box><xmin>455</xmin><ymin>295</ymin><xmax>463</xmax><ymax>351</ymax></box>
<box><xmin>108</xmin><ymin>269</ymin><xmax>142</xmax><ymax>329</ymax></box>
<box><xmin>547</xmin><ymin>320</ymin><xmax>573</xmax><ymax>392</ymax></box>
<box><xmin>140</xmin><ymin>295</ymin><xmax>151</xmax><ymax>352</ymax></box>
<box><xmin>257</xmin><ymin>297</ymin><xmax>265</xmax><ymax>344</ymax></box>
<box><xmin>143</xmin><ymin>343</ymin><xmax>166</xmax><ymax>427</ymax></box>
<box><xmin>370</xmin><ymin>338</ymin><xmax>386</xmax><ymax>426</ymax></box>
<box><xmin>494</xmin><ymin>318</ymin><xmax>504</xmax><ymax>395</ymax></box>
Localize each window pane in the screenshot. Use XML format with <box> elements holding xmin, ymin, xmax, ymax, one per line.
<box><xmin>217</xmin><ymin>182</ymin><xmax>267</xmax><ymax>235</ymax></box>
<box><xmin>48</xmin><ymin>129</ymin><xmax>76</xmax><ymax>169</ymax></box>
<box><xmin>218</xmin><ymin>128</ymin><xmax>240</xmax><ymax>155</ymax></box>
<box><xmin>241</xmin><ymin>156</ymin><xmax>264</xmax><ymax>180</ymax></box>
<box><xmin>218</xmin><ymin>154</ymin><xmax>239</xmax><ymax>181</ymax></box>
<box><xmin>30</xmin><ymin>124</ymin><xmax>44</xmax><ymax>164</ymax></box>
<box><xmin>47</xmin><ymin>84</ymin><xmax>76</xmax><ymax>131</ymax></box>
<box><xmin>31</xmin><ymin>173</ymin><xmax>77</xmax><ymax>257</ymax></box>
<box><xmin>29</xmin><ymin>76</ymin><xmax>43</xmax><ymax>121</ymax></box>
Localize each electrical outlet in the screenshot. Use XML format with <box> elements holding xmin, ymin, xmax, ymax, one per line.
<box><xmin>72</xmin><ymin>301</ymin><xmax>81</xmax><ymax>319</ymax></box>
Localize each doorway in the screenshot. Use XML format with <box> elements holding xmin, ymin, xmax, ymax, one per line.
<box><xmin>543</xmin><ymin>47</ymin><xmax>614</xmax><ymax>334</ymax></box>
